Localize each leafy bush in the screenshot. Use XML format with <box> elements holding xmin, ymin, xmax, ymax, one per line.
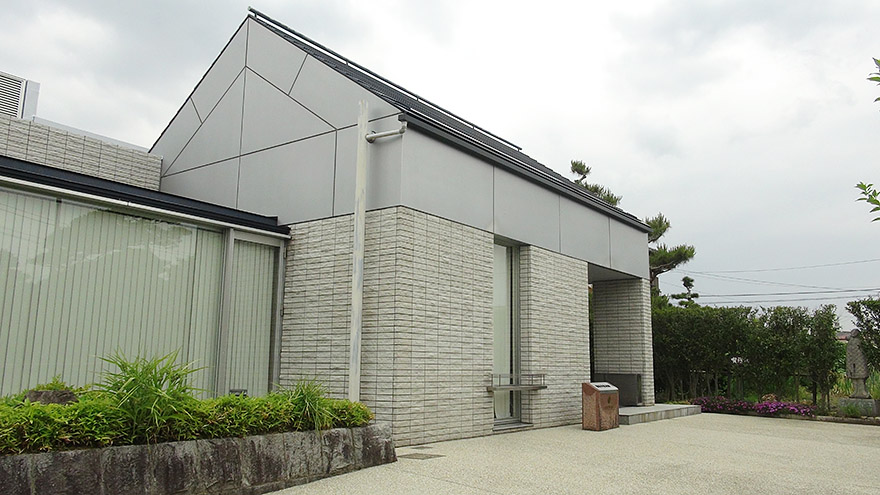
<box><xmin>0</xmin><ymin>355</ymin><xmax>374</xmax><ymax>455</ymax></box>
<box><xmin>330</xmin><ymin>399</ymin><xmax>375</xmax><ymax>427</ymax></box>
<box><xmin>654</xmin><ymin>304</ymin><xmax>842</xmax><ymax>405</ymax></box>
<box><xmin>847</xmin><ymin>298</ymin><xmax>880</xmax><ymax>371</ymax></box>
<box><xmin>691</xmin><ymin>396</ymin><xmax>754</xmax><ymax>414</ymax></box>
<box><xmin>753</xmin><ymin>401</ymin><xmax>815</xmax><ymax>417</ymax></box>
<box><xmin>690</xmin><ymin>396</ymin><xmax>815</xmax><ymax>418</ymax></box>
<box><xmin>839</xmin><ymin>403</ymin><xmax>864</xmax><ymax>418</ymax></box>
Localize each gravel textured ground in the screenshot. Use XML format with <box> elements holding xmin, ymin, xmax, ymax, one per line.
<box><xmin>274</xmin><ymin>413</ymin><xmax>880</xmax><ymax>495</ymax></box>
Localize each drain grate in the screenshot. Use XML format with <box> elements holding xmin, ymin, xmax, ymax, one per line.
<box><xmin>411</xmin><ymin>446</ymin><xmax>433</xmax><ymax>450</ymax></box>
<box><xmin>398</xmin><ymin>453</ymin><xmax>445</xmax><ymax>460</ymax></box>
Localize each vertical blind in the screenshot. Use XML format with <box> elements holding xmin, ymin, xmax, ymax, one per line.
<box><xmin>0</xmin><ymin>187</ymin><xmax>278</xmax><ymax>396</ymax></box>
<box><xmin>224</xmin><ymin>240</ymin><xmax>277</xmax><ymax>396</ymax></box>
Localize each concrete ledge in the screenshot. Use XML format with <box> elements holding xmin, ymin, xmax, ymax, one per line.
<box><xmin>619</xmin><ymin>404</ymin><xmax>701</xmax><ymax>425</ymax></box>
<box><xmin>0</xmin><ymin>424</ymin><xmax>395</xmax><ymax>495</ymax></box>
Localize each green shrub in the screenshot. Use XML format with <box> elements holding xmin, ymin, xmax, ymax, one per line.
<box><xmin>32</xmin><ymin>375</ymin><xmax>75</xmax><ymax>392</ymax></box>
<box><xmin>330</xmin><ymin>399</ymin><xmax>374</xmax><ymax>427</ymax></box>
<box><xmin>840</xmin><ymin>403</ymin><xmax>864</xmax><ymax>418</ymax></box>
<box><xmin>0</xmin><ymin>354</ymin><xmax>375</xmax><ymax>455</ymax></box>
<box><xmin>868</xmin><ymin>371</ymin><xmax>880</xmax><ymax>399</ymax></box>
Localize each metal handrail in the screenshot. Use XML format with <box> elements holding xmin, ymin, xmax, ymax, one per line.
<box><xmin>488</xmin><ymin>373</ymin><xmax>547</xmax><ymax>390</ymax></box>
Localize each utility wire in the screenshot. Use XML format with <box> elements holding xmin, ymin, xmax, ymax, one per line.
<box><xmin>703</xmin><ymin>294</ymin><xmax>870</xmax><ymax>305</ymax></box>
<box><xmin>679</xmin><ymin>271</ymin><xmax>845</xmax><ymax>291</ymax></box>
<box><xmin>700</xmin><ymin>288</ymin><xmax>880</xmax><ymax>298</ymax></box>
<box><xmin>686</xmin><ymin>257</ymin><xmax>880</xmax><ymax>274</ymax></box>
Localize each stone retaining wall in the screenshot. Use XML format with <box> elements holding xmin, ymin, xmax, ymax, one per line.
<box><xmin>0</xmin><ymin>424</ymin><xmax>395</xmax><ymax>495</ymax></box>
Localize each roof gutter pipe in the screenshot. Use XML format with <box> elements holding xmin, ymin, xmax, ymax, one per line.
<box><xmin>348</xmin><ymin>104</ymin><xmax>407</xmax><ymax>402</ymax></box>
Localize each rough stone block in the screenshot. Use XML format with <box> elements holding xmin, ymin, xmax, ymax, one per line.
<box><xmin>101</xmin><ymin>444</ymin><xmax>151</xmax><ymax>495</ymax></box>
<box><xmin>149</xmin><ymin>440</ymin><xmax>201</xmax><ymax>495</ymax></box>
<box><xmin>32</xmin><ymin>449</ymin><xmax>101</xmax><ymax>495</ymax></box>
<box><xmin>300</xmin><ymin>431</ymin><xmax>327</xmax><ymax>479</ymax></box>
<box><xmin>281</xmin><ymin>431</ymin><xmax>310</xmax><ymax>481</ymax></box>
<box><xmin>0</xmin><ymin>454</ymin><xmax>31</xmax><ymax>495</ymax></box>
<box><xmin>197</xmin><ymin>437</ymin><xmax>242</xmax><ymax>493</ymax></box>
<box><xmin>353</xmin><ymin>423</ymin><xmax>396</xmax><ymax>467</ymax></box>
<box><xmin>321</xmin><ymin>428</ymin><xmax>355</xmax><ymax>476</ymax></box>
<box><xmin>239</xmin><ymin>433</ymin><xmax>287</xmax><ymax>488</ymax></box>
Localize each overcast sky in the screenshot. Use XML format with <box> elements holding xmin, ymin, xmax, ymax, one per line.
<box><xmin>3</xmin><ymin>0</ymin><xmax>880</xmax><ymax>327</ymax></box>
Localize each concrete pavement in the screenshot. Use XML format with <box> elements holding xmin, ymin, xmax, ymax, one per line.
<box><xmin>274</xmin><ymin>414</ymin><xmax>880</xmax><ymax>495</ymax></box>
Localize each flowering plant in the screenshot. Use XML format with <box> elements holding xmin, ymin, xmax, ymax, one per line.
<box><xmin>690</xmin><ymin>396</ymin><xmax>815</xmax><ymax>418</ymax></box>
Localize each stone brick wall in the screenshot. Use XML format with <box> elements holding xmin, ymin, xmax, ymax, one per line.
<box><xmin>281</xmin><ymin>206</ymin><xmax>494</xmax><ymax>446</ymax></box>
<box><xmin>591</xmin><ymin>278</ymin><xmax>655</xmax><ymax>405</ymax></box>
<box><xmin>519</xmin><ymin>246</ymin><xmax>591</xmax><ymax>427</ymax></box>
<box><xmin>0</xmin><ymin>114</ymin><xmax>160</xmax><ymax>190</ymax></box>
<box><xmin>0</xmin><ymin>424</ymin><xmax>395</xmax><ymax>495</ymax></box>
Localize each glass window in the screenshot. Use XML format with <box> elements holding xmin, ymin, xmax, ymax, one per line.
<box><xmin>0</xmin><ymin>186</ymin><xmax>279</xmax><ymax>397</ymax></box>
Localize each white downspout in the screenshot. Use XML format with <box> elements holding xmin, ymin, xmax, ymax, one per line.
<box><xmin>348</xmin><ymin>102</ymin><xmax>406</xmax><ymax>402</ymax></box>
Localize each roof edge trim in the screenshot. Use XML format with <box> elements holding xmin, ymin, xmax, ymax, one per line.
<box><xmin>0</xmin><ymin>156</ymin><xmax>289</xmax><ymax>236</ymax></box>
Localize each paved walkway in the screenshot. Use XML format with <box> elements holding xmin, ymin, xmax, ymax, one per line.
<box><xmin>275</xmin><ymin>414</ymin><xmax>880</xmax><ymax>495</ymax></box>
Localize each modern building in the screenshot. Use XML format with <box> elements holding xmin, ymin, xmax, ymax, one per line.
<box><xmin>0</xmin><ymin>10</ymin><xmax>654</xmax><ymax>446</ymax></box>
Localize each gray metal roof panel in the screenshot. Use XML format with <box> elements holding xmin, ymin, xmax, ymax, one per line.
<box><xmin>249</xmin><ymin>9</ymin><xmax>648</xmax><ymax>233</ymax></box>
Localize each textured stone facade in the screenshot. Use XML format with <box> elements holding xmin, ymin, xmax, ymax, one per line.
<box><xmin>281</xmin><ymin>207</ymin><xmax>494</xmax><ymax>446</ymax></box>
<box><xmin>281</xmin><ymin>206</ymin><xmax>653</xmax><ymax>444</ymax></box>
<box><xmin>0</xmin><ymin>114</ymin><xmax>160</xmax><ymax>190</ymax></box>
<box><xmin>519</xmin><ymin>246</ymin><xmax>591</xmax><ymax>427</ymax></box>
<box><xmin>591</xmin><ymin>278</ymin><xmax>655</xmax><ymax>405</ymax></box>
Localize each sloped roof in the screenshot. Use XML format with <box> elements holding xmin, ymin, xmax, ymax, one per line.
<box><xmin>249</xmin><ymin>9</ymin><xmax>648</xmax><ymax>233</ymax></box>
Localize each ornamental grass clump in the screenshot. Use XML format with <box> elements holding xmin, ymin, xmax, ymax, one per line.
<box><xmin>99</xmin><ymin>351</ymin><xmax>202</xmax><ymax>444</ymax></box>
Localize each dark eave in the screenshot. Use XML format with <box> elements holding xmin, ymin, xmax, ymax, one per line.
<box><xmin>249</xmin><ymin>9</ymin><xmax>649</xmax><ymax>234</ymax></box>
<box><xmin>0</xmin><ymin>155</ymin><xmax>289</xmax><ymax>235</ymax></box>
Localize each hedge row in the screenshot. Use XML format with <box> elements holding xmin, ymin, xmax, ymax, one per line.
<box><xmin>0</xmin><ymin>389</ymin><xmax>373</xmax><ymax>456</ymax></box>
<box><xmin>0</xmin><ymin>353</ymin><xmax>374</xmax><ymax>455</ymax></box>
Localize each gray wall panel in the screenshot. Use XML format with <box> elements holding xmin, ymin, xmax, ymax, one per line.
<box><xmin>559</xmin><ymin>196</ymin><xmax>611</xmax><ymax>266</ymax></box>
<box><xmin>241</xmin><ymin>70</ymin><xmax>333</xmax><ymax>154</ymax></box>
<box><xmin>399</xmin><ymin>130</ymin><xmax>493</xmax><ymax>232</ymax></box>
<box><xmin>290</xmin><ymin>56</ymin><xmax>398</xmax><ymax>129</ymax></box>
<box><xmin>155</xmin><ymin>99</ymin><xmax>201</xmax><ymax>175</ymax></box>
<box><xmin>167</xmin><ymin>72</ymin><xmax>245</xmax><ymax>175</ymax></box>
<box><xmin>238</xmin><ymin>133</ymin><xmax>336</xmax><ymax>224</ymax></box>
<box><xmin>245</xmin><ymin>18</ymin><xmax>306</xmax><ymax>93</ymax></box>
<box><xmin>191</xmin><ymin>21</ymin><xmax>247</xmax><ymax>118</ymax></box>
<box><xmin>333</xmin><ymin>116</ymin><xmax>403</xmax><ymax>215</ymax></box>
<box><xmin>159</xmin><ymin>158</ymin><xmax>240</xmax><ymax>209</ymax></box>
<box><xmin>609</xmin><ymin>220</ymin><xmax>650</xmax><ymax>279</ymax></box>
<box><xmin>493</xmin><ymin>167</ymin><xmax>560</xmax><ymax>251</ymax></box>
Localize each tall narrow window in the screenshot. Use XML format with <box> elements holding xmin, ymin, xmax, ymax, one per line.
<box><xmin>493</xmin><ymin>243</ymin><xmax>520</xmax><ymax>424</ymax></box>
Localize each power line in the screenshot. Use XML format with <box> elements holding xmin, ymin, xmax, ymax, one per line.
<box><xmin>681</xmin><ymin>257</ymin><xmax>880</xmax><ymax>274</ymax></box>
<box><xmin>703</xmin><ymin>294</ymin><xmax>868</xmax><ymax>305</ymax></box>
<box><xmin>700</xmin><ymin>288</ymin><xmax>880</xmax><ymax>298</ymax></box>
<box><xmin>680</xmin><ymin>271</ymin><xmax>844</xmax><ymax>291</ymax></box>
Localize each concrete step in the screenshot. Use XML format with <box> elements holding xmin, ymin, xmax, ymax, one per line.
<box><xmin>619</xmin><ymin>404</ymin><xmax>701</xmax><ymax>425</ymax></box>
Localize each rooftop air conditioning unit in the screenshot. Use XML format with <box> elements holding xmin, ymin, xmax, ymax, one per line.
<box><xmin>0</xmin><ymin>71</ymin><xmax>39</xmax><ymax>119</ymax></box>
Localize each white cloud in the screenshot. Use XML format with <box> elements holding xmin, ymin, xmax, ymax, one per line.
<box><xmin>3</xmin><ymin>0</ymin><xmax>880</xmax><ymax>323</ymax></box>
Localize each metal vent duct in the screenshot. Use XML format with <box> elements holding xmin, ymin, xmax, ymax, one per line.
<box><xmin>0</xmin><ymin>71</ymin><xmax>39</xmax><ymax>119</ymax></box>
